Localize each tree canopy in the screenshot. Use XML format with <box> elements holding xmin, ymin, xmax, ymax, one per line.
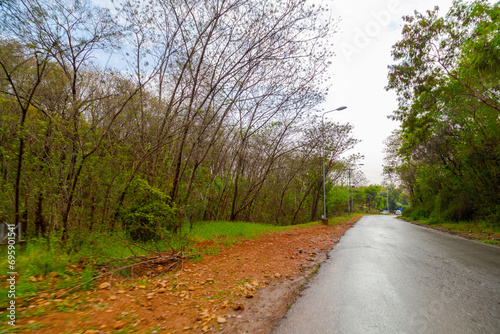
<box><xmin>386</xmin><ymin>0</ymin><xmax>499</xmax><ymax>223</ymax></box>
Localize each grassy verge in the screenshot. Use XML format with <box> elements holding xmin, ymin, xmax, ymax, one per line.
<box><xmin>326</xmin><ymin>214</ymin><xmax>362</xmax><ymax>225</ymax></box>
<box><xmin>0</xmin><ymin>216</ymin><xmax>356</xmax><ymax>308</ymax></box>
<box><xmin>399</xmin><ymin>217</ymin><xmax>500</xmax><ymax>246</ymax></box>
<box><xmin>186</xmin><ymin>220</ymin><xmax>317</xmax><ymax>245</ymax></box>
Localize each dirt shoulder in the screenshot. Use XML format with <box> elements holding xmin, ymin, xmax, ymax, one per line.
<box><xmin>15</xmin><ymin>216</ymin><xmax>361</xmax><ymax>334</ymax></box>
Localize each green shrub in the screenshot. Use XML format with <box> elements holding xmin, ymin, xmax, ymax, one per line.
<box><xmin>430</xmin><ymin>190</ymin><xmax>474</xmax><ymax>223</ymax></box>
<box><xmin>120</xmin><ymin>179</ymin><xmax>178</xmax><ymax>242</ymax></box>
<box><xmin>443</xmin><ymin>193</ymin><xmax>474</xmax><ymax>221</ymax></box>
<box><xmin>403</xmin><ymin>206</ymin><xmax>431</xmax><ymax>221</ymax></box>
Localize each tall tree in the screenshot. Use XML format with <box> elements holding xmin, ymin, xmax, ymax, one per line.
<box><xmin>386</xmin><ymin>0</ymin><xmax>499</xmax><ymax>222</ymax></box>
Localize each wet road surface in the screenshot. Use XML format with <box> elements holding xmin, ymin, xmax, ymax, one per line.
<box><xmin>272</xmin><ymin>215</ymin><xmax>500</xmax><ymax>334</ymax></box>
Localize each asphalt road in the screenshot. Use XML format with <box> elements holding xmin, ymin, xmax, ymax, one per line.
<box><xmin>272</xmin><ymin>215</ymin><xmax>500</xmax><ymax>334</ymax></box>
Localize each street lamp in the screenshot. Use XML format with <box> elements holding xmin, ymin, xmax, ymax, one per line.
<box><xmin>321</xmin><ymin>106</ymin><xmax>347</xmax><ymax>222</ymax></box>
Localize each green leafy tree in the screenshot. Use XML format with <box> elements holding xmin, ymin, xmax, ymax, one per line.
<box><xmin>386</xmin><ymin>0</ymin><xmax>499</xmax><ymax>223</ymax></box>
<box><xmin>364</xmin><ymin>185</ymin><xmax>381</xmax><ymax>211</ymax></box>
<box><xmin>327</xmin><ymin>186</ymin><xmax>348</xmax><ymax>216</ymax></box>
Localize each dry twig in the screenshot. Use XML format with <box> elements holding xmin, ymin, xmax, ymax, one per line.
<box><xmin>56</xmin><ymin>251</ymin><xmax>195</xmax><ymax>298</ymax></box>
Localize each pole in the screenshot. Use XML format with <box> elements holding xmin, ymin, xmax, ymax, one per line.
<box><xmin>347</xmin><ymin>169</ymin><xmax>350</xmax><ymax>213</ymax></box>
<box><xmin>322</xmin><ymin>116</ymin><xmax>326</xmax><ymax>219</ymax></box>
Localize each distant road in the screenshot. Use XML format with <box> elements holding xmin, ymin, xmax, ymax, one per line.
<box><xmin>272</xmin><ymin>215</ymin><xmax>500</xmax><ymax>334</ymax></box>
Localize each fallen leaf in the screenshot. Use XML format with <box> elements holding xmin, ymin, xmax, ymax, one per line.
<box><xmin>98</xmin><ymin>282</ymin><xmax>110</xmax><ymax>290</ymax></box>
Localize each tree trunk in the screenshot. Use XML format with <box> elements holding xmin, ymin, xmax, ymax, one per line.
<box><xmin>310</xmin><ymin>179</ymin><xmax>321</xmax><ymax>222</ymax></box>
<box><xmin>230</xmin><ymin>168</ymin><xmax>241</xmax><ymax>221</ymax></box>
<box><xmin>291</xmin><ymin>177</ymin><xmax>320</xmax><ymax>225</ymax></box>
<box><xmin>34</xmin><ymin>194</ymin><xmax>46</xmax><ymax>236</ymax></box>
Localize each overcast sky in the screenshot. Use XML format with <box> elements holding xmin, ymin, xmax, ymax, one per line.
<box><xmin>320</xmin><ymin>0</ymin><xmax>455</xmax><ymax>185</ymax></box>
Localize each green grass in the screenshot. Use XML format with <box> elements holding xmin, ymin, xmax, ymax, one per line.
<box><xmin>326</xmin><ymin>214</ymin><xmax>360</xmax><ymax>225</ymax></box>
<box><xmin>185</xmin><ymin>220</ymin><xmax>316</xmax><ymax>245</ymax></box>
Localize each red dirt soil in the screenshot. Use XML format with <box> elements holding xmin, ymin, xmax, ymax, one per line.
<box><xmin>14</xmin><ymin>216</ymin><xmax>361</xmax><ymax>334</ymax></box>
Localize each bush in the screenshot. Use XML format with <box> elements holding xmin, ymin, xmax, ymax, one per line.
<box><xmin>120</xmin><ymin>179</ymin><xmax>178</xmax><ymax>242</ymax></box>
<box><xmin>429</xmin><ymin>190</ymin><xmax>474</xmax><ymax>223</ymax></box>
<box><xmin>443</xmin><ymin>193</ymin><xmax>474</xmax><ymax>221</ymax></box>
<box><xmin>403</xmin><ymin>206</ymin><xmax>431</xmax><ymax>221</ymax></box>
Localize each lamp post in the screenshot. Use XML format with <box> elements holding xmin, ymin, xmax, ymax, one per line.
<box><xmin>321</xmin><ymin>106</ymin><xmax>347</xmax><ymax>222</ymax></box>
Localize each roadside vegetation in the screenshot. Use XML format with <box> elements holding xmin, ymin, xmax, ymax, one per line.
<box><xmin>1</xmin><ymin>216</ymin><xmax>360</xmax><ymax>334</ymax></box>
<box><xmin>399</xmin><ymin>217</ymin><xmax>500</xmax><ymax>246</ymax></box>
<box><xmin>384</xmin><ymin>0</ymin><xmax>499</xmax><ymax>229</ymax></box>
<box><xmin>0</xmin><ymin>216</ymin><xmax>357</xmax><ymax>311</ymax></box>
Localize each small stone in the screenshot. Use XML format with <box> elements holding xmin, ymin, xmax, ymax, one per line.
<box><xmin>99</xmin><ymin>282</ymin><xmax>110</xmax><ymax>290</ymax></box>
<box><xmin>233</xmin><ymin>303</ymin><xmax>245</xmax><ymax>310</ymax></box>
<box><xmin>113</xmin><ymin>320</ymin><xmax>126</xmax><ymax>330</ymax></box>
<box><xmin>217</xmin><ymin>316</ymin><xmax>227</xmax><ymax>324</ymax></box>
<box><xmin>274</xmin><ymin>273</ymin><xmax>281</xmax><ymax>278</ymax></box>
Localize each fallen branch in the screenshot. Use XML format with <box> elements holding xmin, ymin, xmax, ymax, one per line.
<box><xmin>56</xmin><ymin>251</ymin><xmax>196</xmax><ymax>298</ymax></box>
